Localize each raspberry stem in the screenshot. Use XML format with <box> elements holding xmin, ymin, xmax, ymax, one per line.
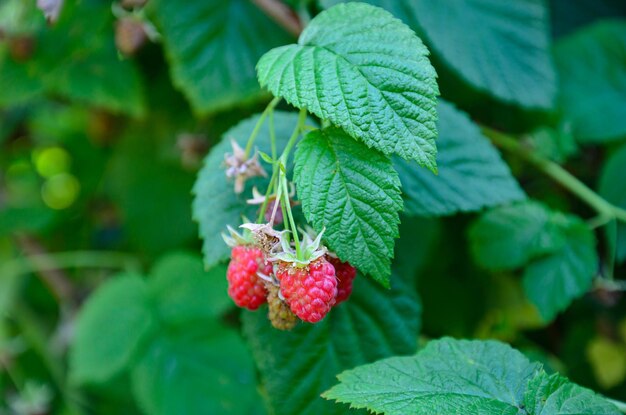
<box><xmin>244</xmin><ymin>96</ymin><xmax>281</xmax><ymax>158</ymax></box>
<box><xmin>281</xmin><ymin>172</ymin><xmax>302</xmax><ymax>259</ymax></box>
<box><xmin>277</xmin><ymin>108</ymin><xmax>308</xmax><ymax>260</ymax></box>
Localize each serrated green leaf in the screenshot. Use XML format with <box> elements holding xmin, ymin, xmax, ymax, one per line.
<box><xmin>324</xmin><ymin>338</ymin><xmax>541</xmax><ymax>414</ymax></box>
<box><xmin>70</xmin><ymin>274</ymin><xmax>156</xmax><ymax>385</ymax></box>
<box><xmin>470</xmin><ymin>202</ymin><xmax>598</xmax><ymax>321</ymax></box>
<box><xmin>555</xmin><ymin>20</ymin><xmax>626</xmax><ymax>143</ymax></box>
<box><xmin>257</xmin><ymin>2</ymin><xmax>439</xmax><ymax>169</ymax></box>
<box><xmin>321</xmin><ymin>0</ymin><xmax>555</xmax><ymax>109</ymax></box>
<box><xmin>131</xmin><ymin>324</ymin><xmax>261</xmax><ymax>415</ymax></box>
<box><xmin>396</xmin><ymin>101</ymin><xmax>525</xmax><ymax>217</ymax></box>
<box><xmin>523</xmin><ymin>216</ymin><xmax>598</xmax><ymax>321</ymax></box>
<box><xmin>242</xmin><ymin>274</ymin><xmax>420</xmax><ymax>415</ymax></box>
<box><xmin>546</xmin><ymin>384</ymin><xmax>622</xmax><ymax>414</ymax></box>
<box><xmin>469</xmin><ymin>201</ymin><xmax>566</xmax><ymax>271</ymax></box>
<box><xmin>529</xmin><ymin>375</ymin><xmax>620</xmax><ymax>415</ymax></box>
<box><xmin>149</xmin><ymin>0</ymin><xmax>292</xmax><ymax>114</ymax></box>
<box><xmin>193</xmin><ymin>111</ymin><xmax>302</xmax><ymax>268</ymax></box>
<box><xmin>599</xmin><ymin>144</ymin><xmax>626</xmax><ymax>263</ymax></box>
<box><xmin>324</xmin><ymin>338</ymin><xmax>620</xmax><ymax>415</ymax></box>
<box><xmin>149</xmin><ymin>252</ymin><xmax>230</xmax><ymax>325</ymax></box>
<box><xmin>523</xmin><ymin>371</ymin><xmax>569</xmax><ymax>414</ymax></box>
<box><xmin>294</xmin><ymin>127</ymin><xmax>402</xmax><ymax>285</ymax></box>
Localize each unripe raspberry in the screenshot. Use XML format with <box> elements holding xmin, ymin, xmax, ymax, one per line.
<box><xmin>277</xmin><ymin>257</ymin><xmax>337</xmax><ymax>323</ymax></box>
<box><xmin>227</xmin><ymin>245</ymin><xmax>271</xmax><ymax>310</ymax></box>
<box><xmin>327</xmin><ymin>257</ymin><xmax>356</xmax><ymax>305</ymax></box>
<box><xmin>266</xmin><ymin>283</ymin><xmax>297</xmax><ymax>330</ymax></box>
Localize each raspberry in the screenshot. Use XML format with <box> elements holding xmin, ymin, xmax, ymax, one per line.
<box><xmin>277</xmin><ymin>257</ymin><xmax>337</xmax><ymax>323</ymax></box>
<box><xmin>227</xmin><ymin>245</ymin><xmax>271</xmax><ymax>310</ymax></box>
<box><xmin>328</xmin><ymin>257</ymin><xmax>356</xmax><ymax>305</ymax></box>
<box><xmin>266</xmin><ymin>283</ymin><xmax>297</xmax><ymax>330</ymax></box>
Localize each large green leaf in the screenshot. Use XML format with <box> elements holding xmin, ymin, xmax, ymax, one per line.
<box><xmin>294</xmin><ymin>127</ymin><xmax>402</xmax><ymax>285</ymax></box>
<box><xmin>321</xmin><ymin>0</ymin><xmax>555</xmax><ymax>109</ymax></box>
<box><xmin>150</xmin><ymin>0</ymin><xmax>292</xmax><ymax>114</ymax></box>
<box><xmin>149</xmin><ymin>252</ymin><xmax>230</xmax><ymax>325</ymax></box>
<box><xmin>70</xmin><ymin>274</ymin><xmax>155</xmax><ymax>384</ymax></box>
<box><xmin>242</xmin><ymin>274</ymin><xmax>420</xmax><ymax>415</ymax></box>
<box><xmin>324</xmin><ymin>338</ymin><xmax>620</xmax><ymax>415</ymax></box>
<box><xmin>522</xmin><ymin>216</ymin><xmax>597</xmax><ymax>321</ymax></box>
<box><xmin>469</xmin><ymin>202</ymin><xmax>598</xmax><ymax>321</ymax></box>
<box><xmin>469</xmin><ymin>201</ymin><xmax>566</xmax><ymax>271</ymax></box>
<box><xmin>555</xmin><ymin>21</ymin><xmax>626</xmax><ymax>143</ymax></box>
<box><xmin>193</xmin><ymin>111</ymin><xmax>301</xmax><ymax>268</ymax></box>
<box><xmin>257</xmin><ymin>3</ymin><xmax>439</xmax><ymax>170</ymax></box>
<box><xmin>599</xmin><ymin>144</ymin><xmax>626</xmax><ymax>263</ymax></box>
<box><xmin>131</xmin><ymin>325</ymin><xmax>261</xmax><ymax>415</ymax></box>
<box><xmin>396</xmin><ymin>101</ymin><xmax>524</xmax><ymax>217</ymax></box>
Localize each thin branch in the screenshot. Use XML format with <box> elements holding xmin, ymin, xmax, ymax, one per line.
<box><xmin>14</xmin><ymin>234</ymin><xmax>76</xmax><ymax>304</ymax></box>
<box><xmin>481</xmin><ymin>126</ymin><xmax>626</xmax><ymax>223</ymax></box>
<box><xmin>252</xmin><ymin>0</ymin><xmax>303</xmax><ymax>37</ymax></box>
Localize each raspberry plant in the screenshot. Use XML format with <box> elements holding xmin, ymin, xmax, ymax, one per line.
<box><xmin>2</xmin><ymin>0</ymin><xmax>626</xmax><ymax>414</ymax></box>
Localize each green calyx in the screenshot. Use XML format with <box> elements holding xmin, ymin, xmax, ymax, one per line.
<box><xmin>221</xmin><ymin>223</ymin><xmax>255</xmax><ymax>247</ymax></box>
<box><xmin>270</xmin><ymin>228</ymin><xmax>327</xmax><ymax>267</ymax></box>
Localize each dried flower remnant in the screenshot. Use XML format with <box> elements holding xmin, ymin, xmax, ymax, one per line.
<box><xmin>224</xmin><ymin>139</ymin><xmax>267</xmax><ymax>194</ymax></box>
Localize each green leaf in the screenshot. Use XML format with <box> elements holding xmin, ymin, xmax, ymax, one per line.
<box><xmin>325</xmin><ymin>338</ymin><xmax>541</xmax><ymax>414</ymax></box>
<box><xmin>131</xmin><ymin>324</ymin><xmax>261</xmax><ymax>415</ymax></box>
<box><xmin>294</xmin><ymin>127</ymin><xmax>402</xmax><ymax>285</ymax></box>
<box><xmin>555</xmin><ymin>21</ymin><xmax>626</xmax><ymax>143</ymax></box>
<box><xmin>469</xmin><ymin>201</ymin><xmax>566</xmax><ymax>271</ymax></box>
<box><xmin>193</xmin><ymin>111</ymin><xmax>302</xmax><ymax>268</ymax></box>
<box><xmin>522</xmin><ymin>216</ymin><xmax>598</xmax><ymax>321</ymax></box>
<box><xmin>525</xmin><ymin>371</ymin><xmax>620</xmax><ymax>415</ymax></box>
<box><xmin>523</xmin><ymin>371</ymin><xmax>570</xmax><ymax>414</ymax></box>
<box><xmin>70</xmin><ymin>274</ymin><xmax>155</xmax><ymax>384</ymax></box>
<box><xmin>324</xmin><ymin>338</ymin><xmax>620</xmax><ymax>415</ymax></box>
<box><xmin>321</xmin><ymin>0</ymin><xmax>556</xmax><ymax>109</ymax></box>
<box><xmin>149</xmin><ymin>252</ymin><xmax>230</xmax><ymax>325</ymax></box>
<box><xmin>242</xmin><ymin>274</ymin><xmax>420</xmax><ymax>415</ymax></box>
<box><xmin>149</xmin><ymin>0</ymin><xmax>292</xmax><ymax>114</ymax></box>
<box><xmin>41</xmin><ymin>0</ymin><xmax>145</xmax><ymax>116</ymax></box>
<box><xmin>257</xmin><ymin>2</ymin><xmax>439</xmax><ymax>170</ymax></box>
<box><xmin>599</xmin><ymin>144</ymin><xmax>626</xmax><ymax>263</ymax></box>
<box><xmin>396</xmin><ymin>101</ymin><xmax>525</xmax><ymax>217</ymax></box>
<box><xmin>469</xmin><ymin>202</ymin><xmax>598</xmax><ymax>321</ymax></box>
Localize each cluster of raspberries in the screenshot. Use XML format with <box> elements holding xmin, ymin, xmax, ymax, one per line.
<box><xmin>224</xmin><ymin>226</ymin><xmax>356</xmax><ymax>330</ymax></box>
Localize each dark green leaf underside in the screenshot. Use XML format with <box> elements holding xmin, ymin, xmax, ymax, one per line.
<box><xmin>396</xmin><ymin>101</ymin><xmax>525</xmax><ymax>217</ymax></box>
<box><xmin>151</xmin><ymin>0</ymin><xmax>292</xmax><ymax>114</ymax></box>
<box><xmin>242</xmin><ymin>273</ymin><xmax>420</xmax><ymax>415</ymax></box>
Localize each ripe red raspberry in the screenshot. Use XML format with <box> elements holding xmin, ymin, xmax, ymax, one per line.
<box><xmin>227</xmin><ymin>245</ymin><xmax>271</xmax><ymax>310</ymax></box>
<box><xmin>277</xmin><ymin>257</ymin><xmax>337</xmax><ymax>323</ymax></box>
<box><xmin>328</xmin><ymin>257</ymin><xmax>356</xmax><ymax>305</ymax></box>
